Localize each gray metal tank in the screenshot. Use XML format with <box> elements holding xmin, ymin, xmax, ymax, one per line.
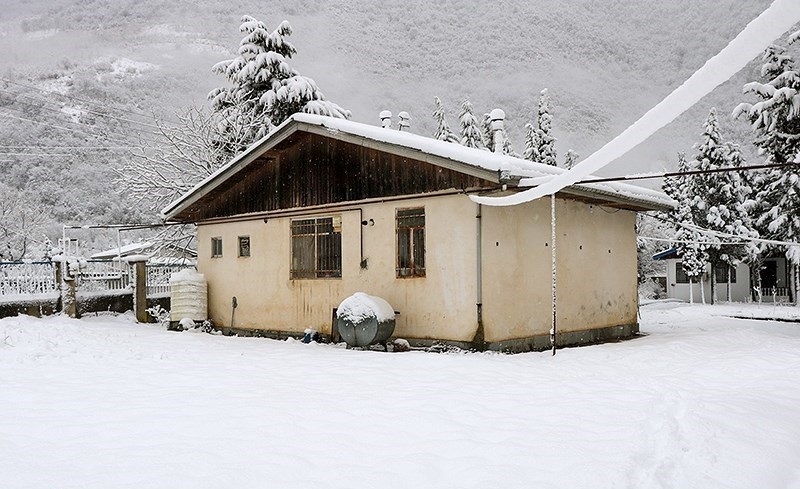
<box><xmin>335</xmin><ymin>293</ymin><xmax>396</xmax><ymax>348</ymax></box>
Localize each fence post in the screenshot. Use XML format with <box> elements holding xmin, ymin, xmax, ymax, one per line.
<box><xmin>131</xmin><ymin>258</ymin><xmax>148</xmax><ymax>323</ymax></box>
<box><xmin>61</xmin><ymin>259</ymin><xmax>78</xmax><ymax>319</ymax></box>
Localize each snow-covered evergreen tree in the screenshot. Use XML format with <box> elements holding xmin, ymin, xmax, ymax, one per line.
<box><xmin>432</xmin><ymin>97</ymin><xmax>459</xmax><ymax>143</ymax></box>
<box><xmin>664</xmin><ymin>150</ymin><xmax>707</xmax><ymax>303</ymax></box>
<box><xmin>688</xmin><ymin>108</ymin><xmax>760</xmax><ymax>303</ymax></box>
<box><xmin>209</xmin><ymin>16</ymin><xmax>350</xmax><ymax>153</ymax></box>
<box><xmin>458</xmin><ymin>100</ymin><xmax>484</xmax><ymax>149</ymax></box>
<box><xmin>522</xmin><ymin>123</ymin><xmax>539</xmax><ymax>162</ymax></box>
<box><xmin>536</xmin><ymin>89</ymin><xmax>557</xmax><ymax>166</ymax></box>
<box><xmin>563</xmin><ymin>149</ymin><xmax>579</xmax><ymax>169</ymax></box>
<box><xmin>735</xmin><ymin>31</ymin><xmax>800</xmax><ymax>303</ymax></box>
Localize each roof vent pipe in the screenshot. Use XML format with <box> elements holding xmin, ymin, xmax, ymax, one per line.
<box><xmin>398</xmin><ymin>111</ymin><xmax>411</xmax><ymax>131</ymax></box>
<box><xmin>379</xmin><ymin>110</ymin><xmax>393</xmax><ymax>129</ymax></box>
<box><xmin>490</xmin><ymin>108</ymin><xmax>505</xmax><ymax>154</ymax></box>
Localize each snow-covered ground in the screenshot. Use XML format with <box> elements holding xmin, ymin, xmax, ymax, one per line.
<box><xmin>2</xmin><ymin>302</ymin><xmax>799</xmax><ymax>489</ymax></box>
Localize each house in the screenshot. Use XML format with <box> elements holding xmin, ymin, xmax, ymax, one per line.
<box><xmin>654</xmin><ymin>247</ymin><xmax>793</xmax><ymax>303</ymax></box>
<box><xmin>161</xmin><ymin>113</ymin><xmax>672</xmax><ymax>352</ymax></box>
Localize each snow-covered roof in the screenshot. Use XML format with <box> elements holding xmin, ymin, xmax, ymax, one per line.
<box><xmin>90</xmin><ymin>242</ymin><xmax>154</xmax><ymax>259</ymax></box>
<box><xmin>161</xmin><ymin>114</ymin><xmax>674</xmax><ymax>220</ymax></box>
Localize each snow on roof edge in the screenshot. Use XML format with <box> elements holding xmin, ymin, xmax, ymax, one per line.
<box><xmin>161</xmin><ymin>114</ymin><xmax>673</xmax><ymax>219</ymax></box>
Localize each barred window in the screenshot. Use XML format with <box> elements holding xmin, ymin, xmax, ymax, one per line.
<box><xmin>211</xmin><ymin>237</ymin><xmax>223</xmax><ymax>258</ymax></box>
<box><xmin>396</xmin><ymin>208</ymin><xmax>425</xmax><ymax>278</ymax></box>
<box><xmin>291</xmin><ymin>217</ymin><xmax>342</xmax><ymax>279</ymax></box>
<box><xmin>238</xmin><ymin>236</ymin><xmax>250</xmax><ymax>257</ymax></box>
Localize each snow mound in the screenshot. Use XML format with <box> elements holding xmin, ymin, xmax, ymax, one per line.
<box><xmin>169</xmin><ymin>268</ymin><xmax>204</xmax><ymax>285</ymax></box>
<box><xmin>336</xmin><ymin>292</ymin><xmax>395</xmax><ymax>323</ymax></box>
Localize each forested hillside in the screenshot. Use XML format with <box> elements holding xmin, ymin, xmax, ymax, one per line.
<box><xmin>0</xmin><ymin>0</ymin><xmax>784</xmax><ymax>256</ymax></box>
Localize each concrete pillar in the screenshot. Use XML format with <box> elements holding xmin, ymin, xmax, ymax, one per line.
<box><xmin>131</xmin><ymin>259</ymin><xmax>148</xmax><ymax>323</ymax></box>
<box><xmin>61</xmin><ymin>259</ymin><xmax>78</xmax><ymax>319</ymax></box>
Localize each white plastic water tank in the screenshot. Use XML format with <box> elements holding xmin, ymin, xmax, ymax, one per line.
<box><xmin>169</xmin><ymin>269</ymin><xmax>208</xmax><ymax>322</ymax></box>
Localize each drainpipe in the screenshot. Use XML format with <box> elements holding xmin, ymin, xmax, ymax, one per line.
<box><xmin>550</xmin><ymin>193</ymin><xmax>558</xmax><ymax>356</ymax></box>
<box><xmin>473</xmin><ymin>203</ymin><xmax>486</xmax><ymax>350</ymax></box>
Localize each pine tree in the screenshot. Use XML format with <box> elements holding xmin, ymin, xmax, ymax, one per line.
<box><xmin>690</xmin><ymin>108</ymin><xmax>736</xmax><ymax>302</ymax></box>
<box><xmin>432</xmin><ymin>97</ymin><xmax>459</xmax><ymax>143</ymax></box>
<box><xmin>522</xmin><ymin>123</ymin><xmax>539</xmax><ymax>162</ymax></box>
<box><xmin>458</xmin><ymin>100</ymin><xmax>484</xmax><ymax>149</ymax></box>
<box><xmin>208</xmin><ymin>16</ymin><xmax>350</xmax><ymax>153</ymax></box>
<box><xmin>536</xmin><ymin>89</ymin><xmax>557</xmax><ymax>166</ymax></box>
<box><xmin>665</xmin><ymin>151</ymin><xmax>707</xmax><ymax>303</ymax></box>
<box><xmin>735</xmin><ymin>31</ymin><xmax>800</xmax><ymax>303</ymax></box>
<box><xmin>563</xmin><ymin>149</ymin><xmax>579</xmax><ymax>169</ymax></box>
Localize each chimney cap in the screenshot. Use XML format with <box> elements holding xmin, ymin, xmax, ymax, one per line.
<box><xmin>379</xmin><ymin>110</ymin><xmax>392</xmax><ymax>119</ymax></box>
<box><xmin>398</xmin><ymin>111</ymin><xmax>411</xmax><ymax>120</ymax></box>
<box><xmin>490</xmin><ymin>108</ymin><xmax>505</xmax><ymax>121</ymax></box>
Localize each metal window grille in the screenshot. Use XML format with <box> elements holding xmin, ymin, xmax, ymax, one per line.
<box><xmin>238</xmin><ymin>236</ymin><xmax>251</xmax><ymax>257</ymax></box>
<box><xmin>396</xmin><ymin>208</ymin><xmax>425</xmax><ymax>278</ymax></box>
<box><xmin>291</xmin><ymin>217</ymin><xmax>342</xmax><ymax>279</ymax></box>
<box><xmin>211</xmin><ymin>237</ymin><xmax>223</xmax><ymax>257</ymax></box>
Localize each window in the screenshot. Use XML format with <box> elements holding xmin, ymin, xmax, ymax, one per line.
<box><xmin>675</xmin><ymin>261</ymin><xmax>688</xmax><ymax>284</ymax></box>
<box><xmin>714</xmin><ymin>264</ymin><xmax>736</xmax><ymax>284</ymax></box>
<box><xmin>291</xmin><ymin>217</ymin><xmax>341</xmax><ymax>279</ymax></box>
<box><xmin>238</xmin><ymin>236</ymin><xmax>251</xmax><ymax>257</ymax></box>
<box><xmin>396</xmin><ymin>207</ymin><xmax>425</xmax><ymax>277</ymax></box>
<box><xmin>211</xmin><ymin>237</ymin><xmax>223</xmax><ymax>258</ymax></box>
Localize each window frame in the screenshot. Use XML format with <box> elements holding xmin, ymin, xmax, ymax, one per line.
<box><xmin>714</xmin><ymin>264</ymin><xmax>736</xmax><ymax>284</ymax></box>
<box><xmin>675</xmin><ymin>261</ymin><xmax>689</xmax><ymax>284</ymax></box>
<box><xmin>211</xmin><ymin>237</ymin><xmax>223</xmax><ymax>258</ymax></box>
<box><xmin>238</xmin><ymin>235</ymin><xmax>251</xmax><ymax>258</ymax></box>
<box><xmin>290</xmin><ymin>216</ymin><xmax>342</xmax><ymax>280</ymax></box>
<box><xmin>396</xmin><ymin>207</ymin><xmax>426</xmax><ymax>278</ymax></box>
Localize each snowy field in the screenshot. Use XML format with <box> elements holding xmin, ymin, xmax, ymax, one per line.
<box><xmin>2</xmin><ymin>302</ymin><xmax>800</xmax><ymax>489</ymax></box>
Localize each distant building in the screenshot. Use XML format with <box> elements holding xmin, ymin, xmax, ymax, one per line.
<box><xmin>162</xmin><ymin>114</ymin><xmax>671</xmax><ymax>351</ymax></box>
<box><xmin>654</xmin><ymin>248</ymin><xmax>792</xmax><ymax>303</ymax></box>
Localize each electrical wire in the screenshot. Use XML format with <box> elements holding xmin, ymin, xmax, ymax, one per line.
<box><xmin>0</xmin><ymin>76</ymin><xmax>181</xmax><ymax>126</ymax></box>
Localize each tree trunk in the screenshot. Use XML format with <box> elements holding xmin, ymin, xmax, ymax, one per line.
<box><xmin>700</xmin><ymin>274</ymin><xmax>706</xmax><ymax>305</ymax></box>
<box><xmin>689</xmin><ymin>278</ymin><xmax>694</xmax><ymax>304</ymax></box>
<box><xmin>710</xmin><ymin>262</ymin><xmax>717</xmax><ymax>305</ymax></box>
<box><xmin>751</xmin><ymin>257</ymin><xmax>763</xmax><ymax>303</ymax></box>
<box><xmin>727</xmin><ymin>266</ymin><xmax>732</xmax><ymax>303</ymax></box>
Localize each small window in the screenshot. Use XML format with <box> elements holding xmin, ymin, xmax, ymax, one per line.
<box><xmin>714</xmin><ymin>264</ymin><xmax>736</xmax><ymax>284</ymax></box>
<box><xmin>211</xmin><ymin>237</ymin><xmax>223</xmax><ymax>258</ymax></box>
<box><xmin>238</xmin><ymin>236</ymin><xmax>251</xmax><ymax>257</ymax></box>
<box><xmin>396</xmin><ymin>207</ymin><xmax>425</xmax><ymax>278</ymax></box>
<box><xmin>675</xmin><ymin>261</ymin><xmax>688</xmax><ymax>284</ymax></box>
<box><xmin>291</xmin><ymin>217</ymin><xmax>342</xmax><ymax>279</ymax></box>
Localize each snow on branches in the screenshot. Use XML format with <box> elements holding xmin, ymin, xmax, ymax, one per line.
<box><xmin>209</xmin><ymin>16</ymin><xmax>350</xmax><ymax>151</ymax></box>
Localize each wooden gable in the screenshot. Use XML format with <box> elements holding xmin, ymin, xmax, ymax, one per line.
<box><xmin>172</xmin><ymin>131</ymin><xmax>496</xmax><ymax>222</ymax></box>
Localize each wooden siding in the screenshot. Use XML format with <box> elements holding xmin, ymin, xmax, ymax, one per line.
<box><xmin>173</xmin><ymin>132</ymin><xmax>496</xmax><ymax>222</ymax></box>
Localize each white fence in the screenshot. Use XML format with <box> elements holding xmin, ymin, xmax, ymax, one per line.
<box><xmin>146</xmin><ymin>264</ymin><xmax>192</xmax><ymax>297</ymax></box>
<box><xmin>0</xmin><ymin>261</ymin><xmax>58</xmax><ymax>299</ymax></box>
<box><xmin>74</xmin><ymin>260</ymin><xmax>132</xmax><ymax>295</ymax></box>
<box><xmin>0</xmin><ymin>259</ymin><xmax>194</xmax><ymax>302</ymax></box>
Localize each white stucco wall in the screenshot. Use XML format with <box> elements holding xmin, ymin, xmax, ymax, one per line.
<box><xmin>196</xmin><ymin>194</ymin><xmax>640</xmax><ymax>344</ymax></box>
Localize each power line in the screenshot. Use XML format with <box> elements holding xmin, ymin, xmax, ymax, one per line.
<box><xmin>645</xmin><ymin>212</ymin><xmax>799</xmax><ymax>248</ymax></box>
<box><xmin>0</xmin><ymin>94</ymin><xmax>147</xmax><ymax>143</ymax></box>
<box><xmin>575</xmin><ymin>162</ymin><xmax>798</xmax><ymax>185</ymax></box>
<box><xmin>0</xmin><ymin>86</ymin><xmax>163</xmax><ymax>132</ymax></box>
<box><xmin>0</xmin><ymin>109</ymin><xmax>137</xmax><ymax>146</ymax></box>
<box><xmin>0</xmin><ymin>76</ymin><xmax>182</xmax><ymax>126</ymax></box>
